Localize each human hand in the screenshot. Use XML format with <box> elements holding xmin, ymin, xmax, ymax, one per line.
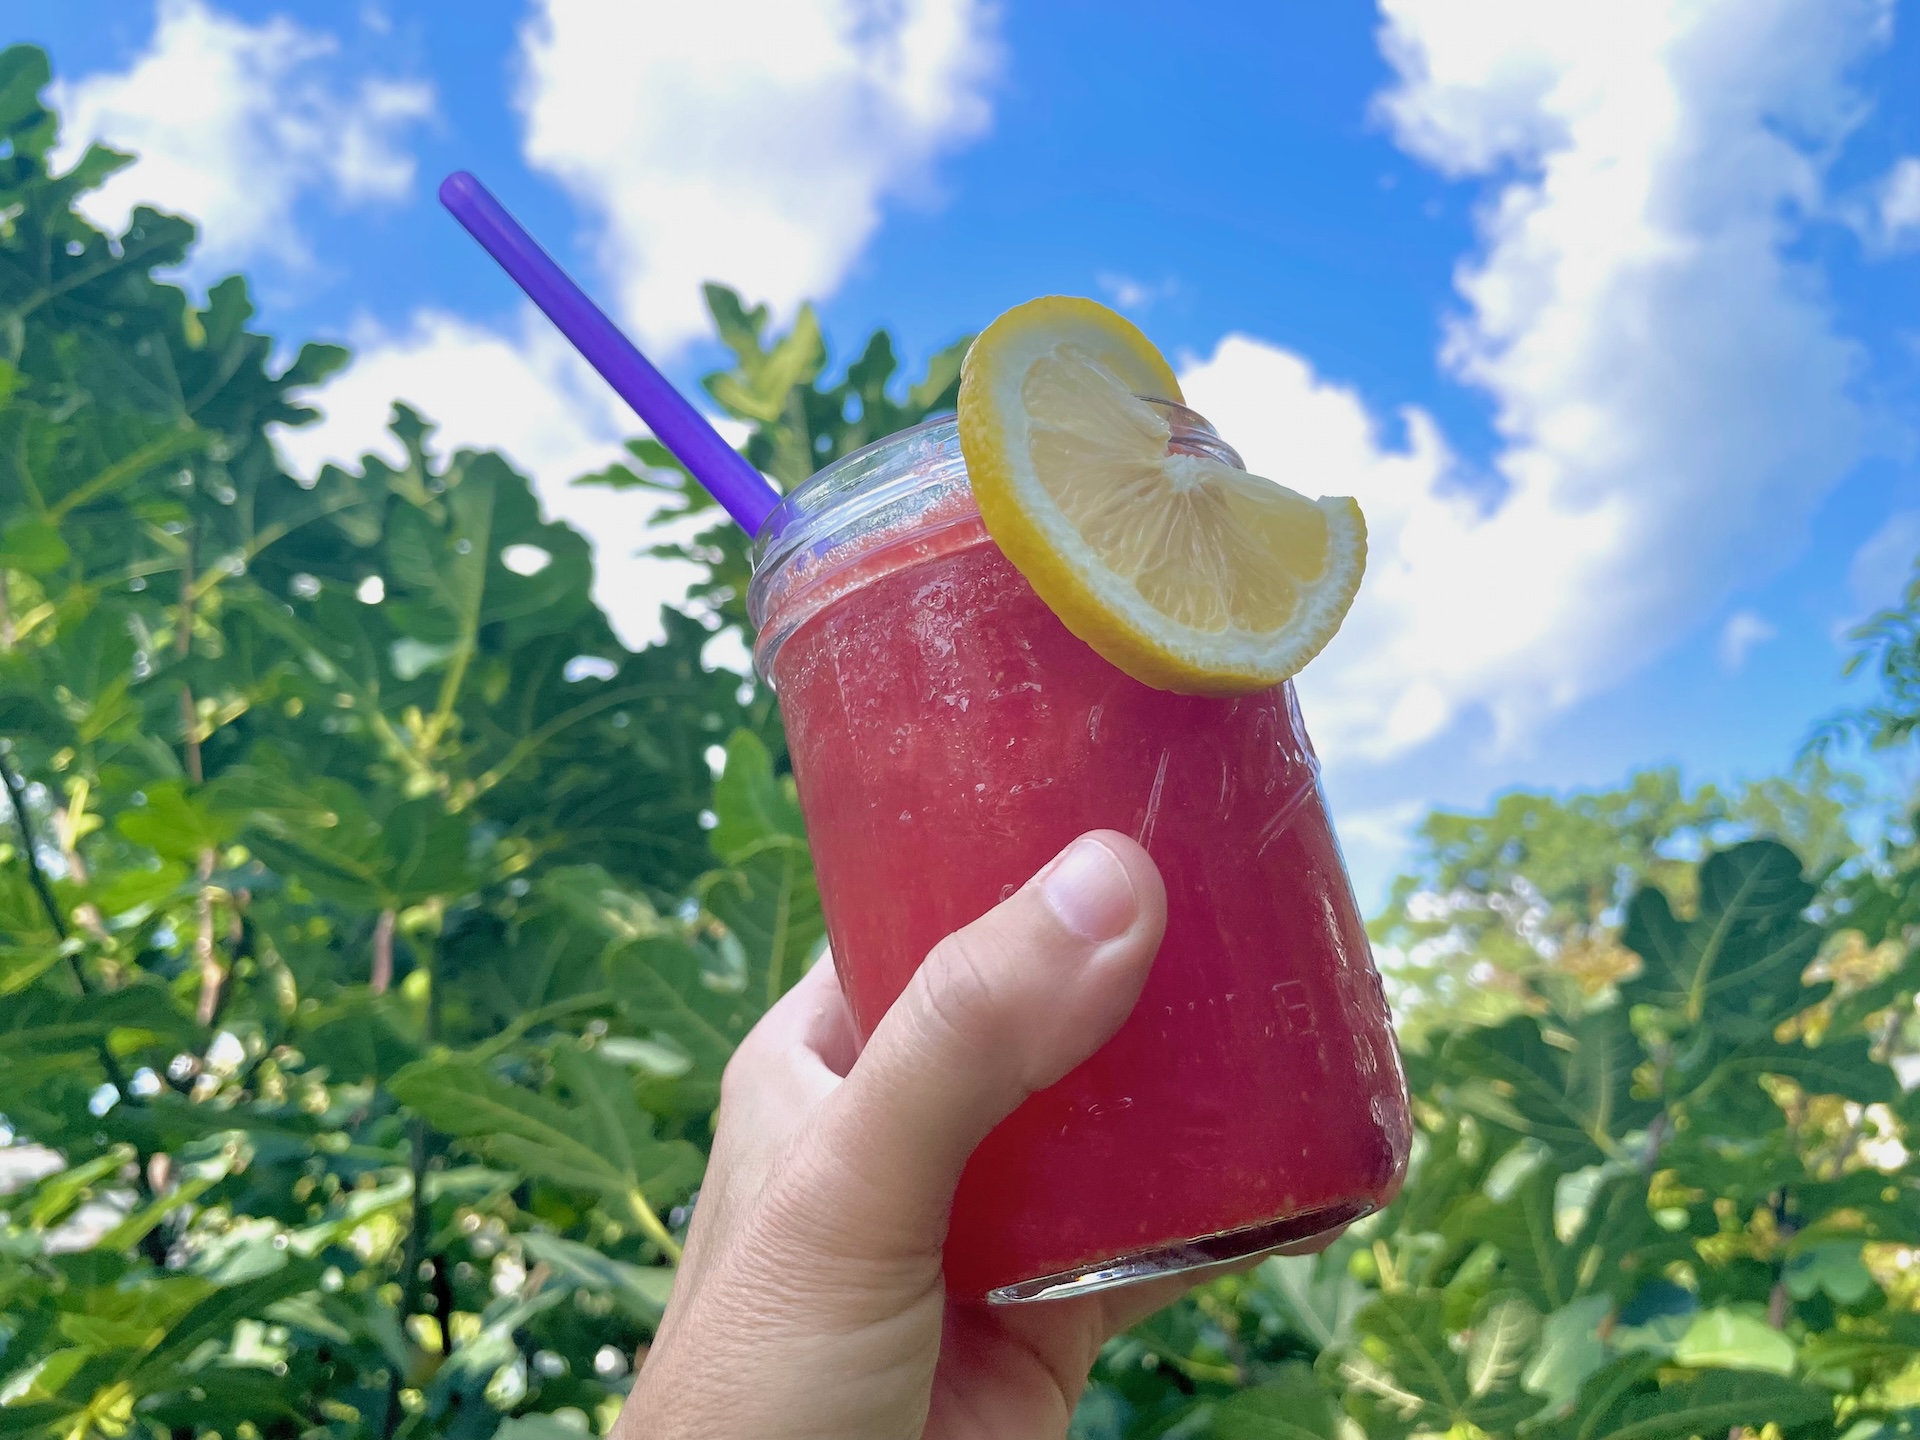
<box><xmin>616</xmin><ymin>829</ymin><xmax>1333</xmax><ymax>1439</ymax></box>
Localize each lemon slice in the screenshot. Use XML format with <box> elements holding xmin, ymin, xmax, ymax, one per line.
<box><xmin>956</xmin><ymin>296</ymin><xmax>1366</xmax><ymax>696</ymax></box>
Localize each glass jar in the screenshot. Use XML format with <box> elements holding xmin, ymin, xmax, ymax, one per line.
<box><xmin>748</xmin><ymin>406</ymin><xmax>1410</xmax><ymax>1303</ymax></box>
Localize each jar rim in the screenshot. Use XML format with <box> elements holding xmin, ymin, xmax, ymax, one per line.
<box><xmin>746</xmin><ymin>398</ymin><xmax>1241</xmax><ymax>684</ymax></box>
<box><xmin>750</xmin><ymin>411</ymin><xmax>962</xmax><ymax>597</ymax></box>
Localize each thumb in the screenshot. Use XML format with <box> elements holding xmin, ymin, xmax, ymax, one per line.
<box><xmin>812</xmin><ymin>830</ymin><xmax>1167</xmax><ymax>1255</ymax></box>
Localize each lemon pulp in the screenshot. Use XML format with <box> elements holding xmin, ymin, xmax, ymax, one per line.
<box><xmin>957</xmin><ymin>296</ymin><xmax>1366</xmax><ymax>696</ymax></box>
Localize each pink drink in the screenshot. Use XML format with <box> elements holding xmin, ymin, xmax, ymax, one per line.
<box><xmin>750</xmin><ymin>411</ymin><xmax>1409</xmax><ymax>1302</ymax></box>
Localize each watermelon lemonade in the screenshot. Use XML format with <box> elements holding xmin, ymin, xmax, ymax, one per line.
<box><xmin>749</xmin><ymin>410</ymin><xmax>1410</xmax><ymax>1302</ymax></box>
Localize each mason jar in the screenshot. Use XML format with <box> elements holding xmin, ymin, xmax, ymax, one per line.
<box><xmin>748</xmin><ymin>404</ymin><xmax>1409</xmax><ymax>1302</ymax></box>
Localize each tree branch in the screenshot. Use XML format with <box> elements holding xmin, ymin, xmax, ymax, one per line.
<box><xmin>383</xmin><ymin>1116</ymin><xmax>432</xmax><ymax>1440</ymax></box>
<box><xmin>385</xmin><ymin>935</ymin><xmax>441</xmax><ymax>1440</ymax></box>
<box><xmin>370</xmin><ymin>908</ymin><xmax>396</xmax><ymax>995</ymax></box>
<box><xmin>178</xmin><ymin>528</ymin><xmax>203</xmax><ymax>781</ymax></box>
<box><xmin>192</xmin><ymin>847</ymin><xmax>222</xmax><ymax>1025</ymax></box>
<box><xmin>0</xmin><ymin>742</ymin><xmax>132</xmax><ymax>1097</ymax></box>
<box><xmin>0</xmin><ymin>742</ymin><xmax>70</xmax><ymax>947</ymax></box>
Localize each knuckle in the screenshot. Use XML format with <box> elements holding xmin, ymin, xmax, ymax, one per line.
<box><xmin>915</xmin><ymin>925</ymin><xmax>1017</xmax><ymax>1052</ymax></box>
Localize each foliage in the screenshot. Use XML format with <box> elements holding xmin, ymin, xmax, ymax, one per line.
<box><xmin>0</xmin><ymin>45</ymin><xmax>950</xmax><ymax>1440</ymax></box>
<box><xmin>1817</xmin><ymin>557</ymin><xmax>1920</xmax><ymax>757</ymax></box>
<box><xmin>4</xmin><ymin>41</ymin><xmax>1919</xmax><ymax>1440</ymax></box>
<box><xmin>1372</xmin><ymin>761</ymin><xmax>1870</xmax><ymax>1047</ymax></box>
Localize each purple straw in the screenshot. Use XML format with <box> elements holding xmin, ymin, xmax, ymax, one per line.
<box><xmin>438</xmin><ymin>171</ymin><xmax>781</xmax><ymax>536</ymax></box>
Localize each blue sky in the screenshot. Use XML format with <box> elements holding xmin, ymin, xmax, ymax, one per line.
<box><xmin>15</xmin><ymin>0</ymin><xmax>1920</xmax><ymax>902</ymax></box>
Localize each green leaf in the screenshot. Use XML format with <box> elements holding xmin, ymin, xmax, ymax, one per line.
<box><xmin>548</xmin><ymin>1043</ymin><xmax>703</xmax><ymax>1197</ymax></box>
<box><xmin>700</xmin><ymin>286</ymin><xmax>827</xmax><ymax>426</ymax></box>
<box><xmin>516</xmin><ymin>1231</ymin><xmax>675</xmax><ymax>1324</ymax></box>
<box><xmin>1437</xmin><ymin>1008</ymin><xmax>1655</xmax><ymax>1165</ymax></box>
<box><xmin>908</xmin><ymin>336</ymin><xmax>970</xmax><ymax>412</ymax></box>
<box><xmin>54</xmin><ymin>143</ymin><xmax>135</xmax><ymax>203</ymax></box>
<box><xmin>535</xmin><ymin>865</ymin><xmax>667</xmax><ymax>945</ymax></box>
<box><xmin>436</xmin><ymin>1288</ymin><xmax>568</xmax><ymax>1386</ymax></box>
<box><xmin>1212</xmin><ymin>1362</ymin><xmax>1339</xmax><ymax>1439</ymax></box>
<box><xmin>687</xmin><ymin>728</ymin><xmax>824</xmax><ymax>1012</ymax></box>
<box><xmin>388</xmin><ymin>1050</ymin><xmax>702</xmax><ymax>1226</ymax></box>
<box><xmin>1799</xmin><ymin>1315</ymin><xmax>1920</xmax><ymax>1392</ymax></box>
<box><xmin>216</xmin><ymin>765</ymin><xmax>475</xmax><ymax>909</ymax></box>
<box><xmin>1328</xmin><ymin>1290</ymin><xmax>1546</xmax><ymax>1435</ymax></box>
<box><xmin>278</xmin><ymin>340</ymin><xmax>350</xmax><ymax>389</ymax></box>
<box><xmin>1785</xmin><ymin>1241</ymin><xmax>1877</xmax><ymax>1305</ymax></box>
<box><xmin>606</xmin><ymin>936</ymin><xmax>767</xmax><ymax>1110</ymax></box>
<box><xmin>21</xmin><ymin>1147</ymin><xmax>132</xmax><ymax>1231</ymax></box>
<box><xmin>0</xmin><ymin>867</ymin><xmax>63</xmax><ymax>996</ymax></box>
<box><xmin>0</xmin><ymin>63</ymin><xmax>811</xmax><ymax>1438</ymax></box>
<box><xmin>384</xmin><ymin>458</ymin><xmax>496</xmax><ymax>646</ymax></box>
<box><xmin>1523</xmin><ymin>1293</ymin><xmax>1612</xmax><ymax>1412</ymax></box>
<box><xmin>131</xmin><ymin>1262</ymin><xmax>323</xmax><ymax>1379</ymax></box>
<box><xmin>1254</xmin><ymin>1250</ymin><xmax>1370</xmax><ymax>1350</ymax></box>
<box><xmin>573</xmin><ymin>438</ymin><xmax>699</xmax><ymax>499</ymax></box>
<box><xmin>699</xmin><ymin>839</ymin><xmax>823</xmax><ymax>1013</ymax></box>
<box><xmin>0</xmin><ymin>943</ymin><xmax>63</xmax><ymax>998</ymax></box>
<box><xmin>1528</xmin><ymin>1356</ymin><xmax>1830</xmax><ymax>1440</ymax></box>
<box><xmin>55</xmin><ymin>1276</ymin><xmax>214</xmax><ymax>1353</ymax></box>
<box><xmin>1465</xmin><ymin>1293</ymin><xmax>1540</xmax><ymax>1399</ymax></box>
<box><xmin>0</xmin><ymin>987</ymin><xmax>198</xmax><ymax>1072</ymax></box>
<box><xmin>702</xmin><ymin>284</ymin><xmax>771</xmax><ymax>370</ymax></box>
<box><xmin>0</xmin><ymin>1348</ymin><xmax>86</xmax><ymax>1408</ymax></box>
<box><xmin>708</xmin><ymin>729</ymin><xmax>805</xmax><ymax>862</ymax></box>
<box><xmin>297</xmin><ymin>992</ymin><xmax>421</xmax><ymax>1083</ymax></box>
<box><xmin>0</xmin><ymin>521</ymin><xmax>68</xmax><ymax>574</ymax></box>
<box><xmin>115</xmin><ymin>781</ymin><xmax>226</xmax><ymax>863</ymax></box>
<box><xmin>594</xmin><ymin>1033</ymin><xmax>694</xmax><ymax>1077</ymax></box>
<box><xmin>1066</xmin><ymin>1387</ymin><xmax>1129</xmax><ymax>1440</ymax></box>
<box><xmin>1621</xmin><ymin>840</ymin><xmax>1820</xmax><ymax>1030</ymax></box>
<box><xmin>389</xmin><ymin>1057</ymin><xmax>620</xmax><ymax>1190</ymax></box>
<box><xmin>1442</xmin><ymin>1169</ymin><xmax>1579</xmax><ymax>1312</ymax></box>
<box><xmin>492</xmin><ymin>1416</ymin><xmax>594</xmax><ymax>1440</ymax></box>
<box><xmin>88</xmin><ymin>857</ymin><xmax>189</xmax><ymax>920</ymax></box>
<box><xmin>1670</xmin><ymin>1306</ymin><xmax>1797</xmax><ymax>1375</ymax></box>
<box><xmin>389</xmin><ymin>635</ymin><xmax>458</xmax><ymax>680</ymax></box>
<box><xmin>136</xmin><ymin>1370</ymin><xmax>310</xmax><ymax>1432</ymax></box>
<box><xmin>0</xmin><ymin>45</ymin><xmax>51</xmax><ymax>138</ymax></box>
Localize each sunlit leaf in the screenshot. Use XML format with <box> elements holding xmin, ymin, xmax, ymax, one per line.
<box><xmin>1670</xmin><ymin>1307</ymin><xmax>1796</xmax><ymax>1375</ymax></box>
<box><xmin>387</xmin><ymin>1049</ymin><xmax>702</xmax><ymax>1227</ymax></box>
<box><xmin>1525</xmin><ymin>1356</ymin><xmax>1830</xmax><ymax>1440</ymax></box>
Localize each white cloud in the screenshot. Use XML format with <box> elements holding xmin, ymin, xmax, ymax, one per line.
<box><xmin>1718</xmin><ymin>610</ymin><xmax>1778</xmax><ymax>671</ymax></box>
<box><xmin>1877</xmin><ymin>157</ymin><xmax>1920</xmax><ymax>248</ymax></box>
<box><xmin>1097</xmin><ymin>272</ymin><xmax>1179</xmax><ymax>313</ymax></box>
<box><xmin>1178</xmin><ymin>338</ymin><xmax>1462</xmax><ymax>760</ymax></box>
<box><xmin>1848</xmin><ymin>509</ymin><xmax>1920</xmax><ymax>617</ymax></box>
<box><xmin>515</xmin><ymin>0</ymin><xmax>999</xmax><ymax>352</ymax></box>
<box><xmin>273</xmin><ymin>0</ymin><xmax>998</xmax><ymax>658</ymax></box>
<box><xmin>1183</xmin><ymin>0</ymin><xmax>1884</xmax><ymax>764</ymax></box>
<box><xmin>50</xmin><ymin>0</ymin><xmax>433</xmax><ymax>273</ymax></box>
<box><xmin>271</xmin><ymin>307</ymin><xmax>706</xmax><ymax>651</ymax></box>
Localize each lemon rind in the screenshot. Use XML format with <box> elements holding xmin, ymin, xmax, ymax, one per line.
<box><xmin>959</xmin><ymin>299</ymin><xmax>1365</xmax><ymax>696</ymax></box>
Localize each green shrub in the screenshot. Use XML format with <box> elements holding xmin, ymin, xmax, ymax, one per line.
<box><xmin>0</xmin><ymin>41</ymin><xmax>957</xmax><ymax>1440</ymax></box>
